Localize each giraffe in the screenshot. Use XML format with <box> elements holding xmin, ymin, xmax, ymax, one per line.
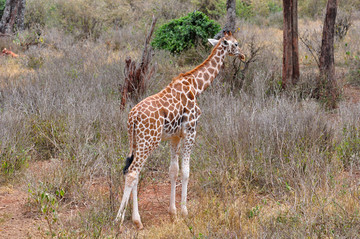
<box><xmin>115</xmin><ymin>31</ymin><xmax>245</xmax><ymax>229</ymax></box>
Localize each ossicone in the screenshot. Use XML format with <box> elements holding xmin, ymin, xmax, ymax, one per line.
<box><xmin>223</xmin><ymin>30</ymin><xmax>232</xmax><ymax>37</ymax></box>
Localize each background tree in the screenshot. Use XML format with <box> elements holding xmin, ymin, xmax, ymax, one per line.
<box><xmin>0</xmin><ymin>0</ymin><xmax>25</xmax><ymax>34</ymax></box>
<box><xmin>214</xmin><ymin>0</ymin><xmax>236</xmax><ymax>39</ymax></box>
<box><xmin>282</xmin><ymin>0</ymin><xmax>299</xmax><ymax>88</ymax></box>
<box><xmin>120</xmin><ymin>16</ymin><xmax>158</xmax><ymax>110</ymax></box>
<box><xmin>317</xmin><ymin>0</ymin><xmax>338</xmax><ymax>109</ymax></box>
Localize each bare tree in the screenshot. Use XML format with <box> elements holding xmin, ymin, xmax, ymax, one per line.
<box><xmin>0</xmin><ymin>0</ymin><xmax>26</xmax><ymax>34</ymax></box>
<box><xmin>282</xmin><ymin>0</ymin><xmax>299</xmax><ymax>88</ymax></box>
<box><xmin>317</xmin><ymin>0</ymin><xmax>338</xmax><ymax>109</ymax></box>
<box><xmin>120</xmin><ymin>16</ymin><xmax>157</xmax><ymax>110</ymax></box>
<box><xmin>214</xmin><ymin>0</ymin><xmax>236</xmax><ymax>39</ymax></box>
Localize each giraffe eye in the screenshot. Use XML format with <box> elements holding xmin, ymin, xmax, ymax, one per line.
<box><xmin>235</xmin><ymin>43</ymin><xmax>238</xmax><ymax>47</ymax></box>
<box><xmin>223</xmin><ymin>40</ymin><xmax>228</xmax><ymax>46</ymax></box>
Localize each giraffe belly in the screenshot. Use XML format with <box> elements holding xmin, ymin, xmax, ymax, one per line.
<box><xmin>161</xmin><ymin>123</ymin><xmax>183</xmax><ymax>140</ymax></box>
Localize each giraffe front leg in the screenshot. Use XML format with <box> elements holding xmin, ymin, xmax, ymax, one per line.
<box><xmin>181</xmin><ymin>131</ymin><xmax>196</xmax><ymax>217</ymax></box>
<box><xmin>115</xmin><ymin>171</ymin><xmax>138</xmax><ymax>225</ymax></box>
<box><xmin>169</xmin><ymin>137</ymin><xmax>181</xmax><ymax>219</ymax></box>
<box><xmin>181</xmin><ymin>156</ymin><xmax>190</xmax><ymax>217</ymax></box>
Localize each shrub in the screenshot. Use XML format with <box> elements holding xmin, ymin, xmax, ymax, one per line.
<box><xmin>192</xmin><ymin>0</ymin><xmax>226</xmax><ymax>20</ymax></box>
<box><xmin>267</xmin><ymin>1</ymin><xmax>282</xmax><ymax>13</ymax></box>
<box><xmin>151</xmin><ymin>11</ymin><xmax>221</xmax><ymax>54</ymax></box>
<box><xmin>0</xmin><ymin>0</ymin><xmax>5</xmax><ymax>19</ymax></box>
<box><xmin>299</xmin><ymin>0</ymin><xmax>327</xmax><ymax>18</ymax></box>
<box><xmin>236</xmin><ymin>0</ymin><xmax>254</xmax><ymax>20</ymax></box>
<box><xmin>336</xmin><ymin>125</ymin><xmax>360</xmax><ymax>169</ymax></box>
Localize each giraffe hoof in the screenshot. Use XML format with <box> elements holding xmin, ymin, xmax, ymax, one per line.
<box><xmin>134</xmin><ymin>220</ymin><xmax>144</xmax><ymax>230</ymax></box>
<box><xmin>181</xmin><ymin>208</ymin><xmax>188</xmax><ymax>217</ymax></box>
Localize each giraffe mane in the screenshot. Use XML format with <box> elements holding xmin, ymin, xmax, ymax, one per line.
<box><xmin>171</xmin><ymin>38</ymin><xmax>223</xmax><ymax>83</ymax></box>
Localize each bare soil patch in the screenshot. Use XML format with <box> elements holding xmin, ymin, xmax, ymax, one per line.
<box><xmin>0</xmin><ymin>185</ymin><xmax>46</xmax><ymax>239</ymax></box>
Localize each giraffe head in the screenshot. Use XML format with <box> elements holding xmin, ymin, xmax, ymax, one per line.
<box><xmin>208</xmin><ymin>31</ymin><xmax>245</xmax><ymax>61</ymax></box>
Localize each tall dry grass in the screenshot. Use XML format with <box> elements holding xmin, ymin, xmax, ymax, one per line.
<box><xmin>0</xmin><ymin>0</ymin><xmax>359</xmax><ymax>237</ymax></box>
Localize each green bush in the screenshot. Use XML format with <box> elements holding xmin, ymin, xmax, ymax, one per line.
<box><xmin>336</xmin><ymin>125</ymin><xmax>360</xmax><ymax>168</ymax></box>
<box><xmin>151</xmin><ymin>11</ymin><xmax>221</xmax><ymax>54</ymax></box>
<box><xmin>0</xmin><ymin>0</ymin><xmax>5</xmax><ymax>19</ymax></box>
<box><xmin>192</xmin><ymin>0</ymin><xmax>226</xmax><ymax>20</ymax></box>
<box><xmin>236</xmin><ymin>0</ymin><xmax>254</xmax><ymax>20</ymax></box>
<box><xmin>268</xmin><ymin>1</ymin><xmax>282</xmax><ymax>13</ymax></box>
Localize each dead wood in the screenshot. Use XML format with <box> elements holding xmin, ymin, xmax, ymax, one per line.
<box><xmin>120</xmin><ymin>16</ymin><xmax>157</xmax><ymax>110</ymax></box>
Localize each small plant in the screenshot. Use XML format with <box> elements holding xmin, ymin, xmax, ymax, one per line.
<box><xmin>335</xmin><ymin>10</ymin><xmax>352</xmax><ymax>41</ymax></box>
<box><xmin>248</xmin><ymin>205</ymin><xmax>261</xmax><ymax>218</ymax></box>
<box><xmin>336</xmin><ymin>125</ymin><xmax>360</xmax><ymax>169</ymax></box>
<box><xmin>27</xmin><ymin>56</ymin><xmax>44</xmax><ymax>69</ymax></box>
<box><xmin>0</xmin><ymin>0</ymin><xmax>5</xmax><ymax>19</ymax></box>
<box><xmin>28</xmin><ymin>116</ymin><xmax>67</xmax><ymax>160</ymax></box>
<box><xmin>0</xmin><ymin>146</ymin><xmax>30</xmax><ymax>181</ymax></box>
<box><xmin>28</xmin><ymin>183</ymin><xmax>65</xmax><ymax>237</ymax></box>
<box><xmin>151</xmin><ymin>11</ymin><xmax>221</xmax><ymax>54</ymax></box>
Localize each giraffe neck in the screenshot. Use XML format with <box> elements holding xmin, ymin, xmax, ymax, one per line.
<box><xmin>170</xmin><ymin>42</ymin><xmax>227</xmax><ymax>96</ymax></box>
<box><xmin>185</xmin><ymin>43</ymin><xmax>227</xmax><ymax>95</ymax></box>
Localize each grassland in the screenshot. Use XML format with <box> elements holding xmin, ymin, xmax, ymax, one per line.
<box><xmin>0</xmin><ymin>0</ymin><xmax>360</xmax><ymax>238</ymax></box>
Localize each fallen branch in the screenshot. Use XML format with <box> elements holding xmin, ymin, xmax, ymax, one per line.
<box><xmin>2</xmin><ymin>48</ymin><xmax>19</xmax><ymax>58</ymax></box>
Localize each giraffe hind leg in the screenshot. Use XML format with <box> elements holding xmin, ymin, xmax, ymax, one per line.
<box><xmin>115</xmin><ymin>170</ymin><xmax>138</xmax><ymax>224</ymax></box>
<box><xmin>116</xmin><ymin>136</ymin><xmax>161</xmax><ymax>229</ymax></box>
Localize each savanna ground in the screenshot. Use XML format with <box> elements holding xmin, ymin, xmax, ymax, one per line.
<box><xmin>0</xmin><ymin>0</ymin><xmax>360</xmax><ymax>238</ymax></box>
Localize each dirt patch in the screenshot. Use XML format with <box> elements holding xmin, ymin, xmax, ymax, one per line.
<box><xmin>0</xmin><ymin>185</ymin><xmax>46</xmax><ymax>239</ymax></box>
<box><xmin>138</xmin><ymin>180</ymin><xmax>182</xmax><ymax>226</ymax></box>
<box><xmin>343</xmin><ymin>84</ymin><xmax>360</xmax><ymax>104</ymax></box>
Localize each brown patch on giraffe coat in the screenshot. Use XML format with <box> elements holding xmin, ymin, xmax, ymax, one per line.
<box><xmin>154</xmin><ymin>111</ymin><xmax>159</xmax><ymax>118</ymax></box>
<box><xmin>183</xmin><ymin>80</ymin><xmax>190</xmax><ymax>86</ymax></box>
<box><xmin>208</xmin><ymin>68</ymin><xmax>215</xmax><ymax>74</ymax></box>
<box><xmin>168</xmin><ymin>104</ymin><xmax>175</xmax><ymax>112</ymax></box>
<box><xmin>187</xmin><ymin>90</ymin><xmax>195</xmax><ymax>101</ymax></box>
<box><xmin>186</xmin><ymin>100</ymin><xmax>194</xmax><ymax>109</ymax></box>
<box><xmin>197</xmin><ymin>79</ymin><xmax>204</xmax><ymax>89</ymax></box>
<box><xmin>173</xmin><ymin>82</ymin><xmax>182</xmax><ymax>91</ymax></box>
<box><xmin>168</xmin><ymin>111</ymin><xmax>175</xmax><ymax>120</ymax></box>
<box><xmin>160</xmin><ymin>100</ymin><xmax>169</xmax><ymax>107</ymax></box>
<box><xmin>148</xmin><ymin>106</ymin><xmax>156</xmax><ymax>111</ymax></box>
<box><xmin>211</xmin><ymin>59</ymin><xmax>217</xmax><ymax>67</ymax></box>
<box><xmin>180</xmin><ymin>93</ymin><xmax>187</xmax><ymax>105</ymax></box>
<box><xmin>203</xmin><ymin>72</ymin><xmax>209</xmax><ymax>80</ymax></box>
<box><xmin>190</xmin><ymin>78</ymin><xmax>198</xmax><ymax>89</ymax></box>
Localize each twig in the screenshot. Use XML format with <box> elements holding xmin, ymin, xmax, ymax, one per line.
<box><xmin>299</xmin><ymin>35</ymin><xmax>320</xmax><ymax>69</ymax></box>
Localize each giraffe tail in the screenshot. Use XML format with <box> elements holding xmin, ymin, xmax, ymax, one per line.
<box><xmin>123</xmin><ymin>154</ymin><xmax>134</xmax><ymax>175</ymax></box>
<box><xmin>123</xmin><ymin>120</ymin><xmax>136</xmax><ymax>175</ymax></box>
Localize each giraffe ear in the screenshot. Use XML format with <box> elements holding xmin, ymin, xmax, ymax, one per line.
<box><xmin>208</xmin><ymin>39</ymin><xmax>219</xmax><ymax>46</ymax></box>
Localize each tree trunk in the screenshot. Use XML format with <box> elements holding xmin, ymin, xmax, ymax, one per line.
<box><xmin>120</xmin><ymin>16</ymin><xmax>157</xmax><ymax>110</ymax></box>
<box><xmin>282</xmin><ymin>0</ymin><xmax>299</xmax><ymax>88</ymax></box>
<box><xmin>0</xmin><ymin>0</ymin><xmax>26</xmax><ymax>34</ymax></box>
<box><xmin>318</xmin><ymin>0</ymin><xmax>338</xmax><ymax>109</ymax></box>
<box><xmin>214</xmin><ymin>0</ymin><xmax>236</xmax><ymax>39</ymax></box>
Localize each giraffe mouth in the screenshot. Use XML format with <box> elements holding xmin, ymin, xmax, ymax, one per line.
<box><xmin>239</xmin><ymin>54</ymin><xmax>246</xmax><ymax>62</ymax></box>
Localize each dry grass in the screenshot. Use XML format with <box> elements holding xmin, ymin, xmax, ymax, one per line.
<box><xmin>0</xmin><ymin>1</ymin><xmax>359</xmax><ymax>238</ymax></box>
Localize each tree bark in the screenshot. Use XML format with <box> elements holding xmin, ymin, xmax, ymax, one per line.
<box><xmin>120</xmin><ymin>16</ymin><xmax>157</xmax><ymax>110</ymax></box>
<box><xmin>0</xmin><ymin>0</ymin><xmax>26</xmax><ymax>34</ymax></box>
<box><xmin>214</xmin><ymin>0</ymin><xmax>236</xmax><ymax>39</ymax></box>
<box><xmin>282</xmin><ymin>0</ymin><xmax>299</xmax><ymax>88</ymax></box>
<box><xmin>318</xmin><ymin>0</ymin><xmax>338</xmax><ymax>109</ymax></box>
